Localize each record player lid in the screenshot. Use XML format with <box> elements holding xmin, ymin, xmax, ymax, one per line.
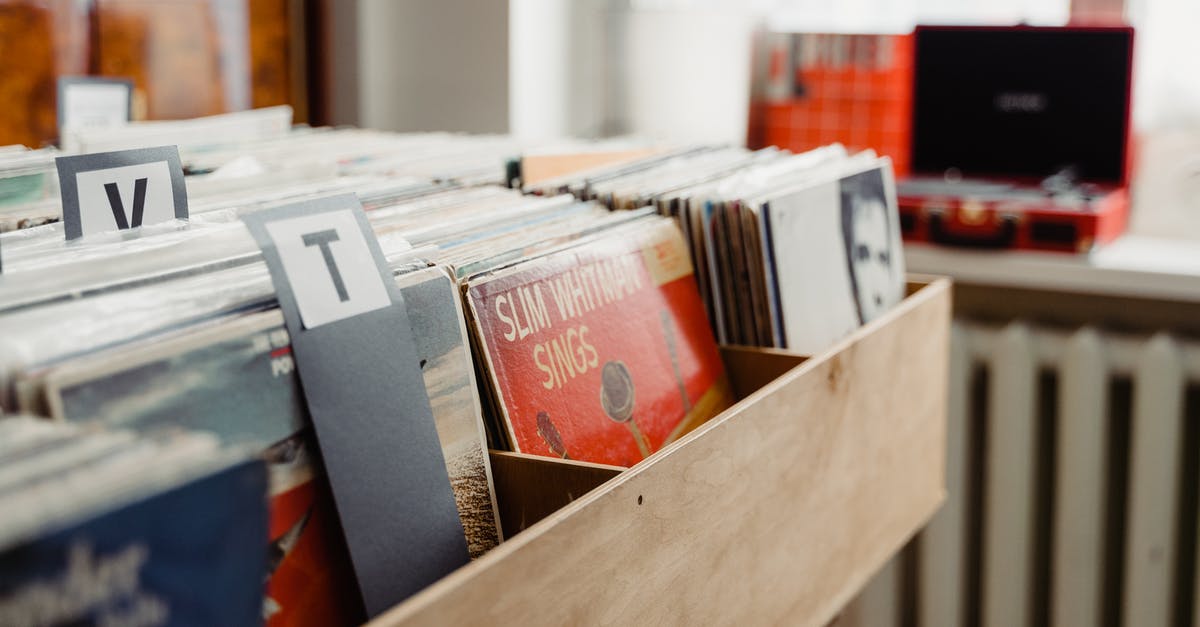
<box><xmin>911</xmin><ymin>25</ymin><xmax>1133</xmax><ymax>186</ymax></box>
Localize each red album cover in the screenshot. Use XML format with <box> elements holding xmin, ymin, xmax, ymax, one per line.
<box><xmin>466</xmin><ymin>219</ymin><xmax>732</xmax><ymax>467</ymax></box>
<box><xmin>264</xmin><ymin>461</ymin><xmax>361</xmax><ymax>627</ymax></box>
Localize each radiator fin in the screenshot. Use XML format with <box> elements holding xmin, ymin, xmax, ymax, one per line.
<box><xmin>1052</xmin><ymin>328</ymin><xmax>1109</xmax><ymax>627</ymax></box>
<box><xmin>840</xmin><ymin>322</ymin><xmax>1200</xmax><ymax>627</ymax></box>
<box><xmin>917</xmin><ymin>323</ymin><xmax>971</xmax><ymax>627</ymax></box>
<box><xmin>982</xmin><ymin>324</ymin><xmax>1038</xmax><ymax>627</ymax></box>
<box><xmin>1123</xmin><ymin>334</ymin><xmax>1185</xmax><ymax>627</ymax></box>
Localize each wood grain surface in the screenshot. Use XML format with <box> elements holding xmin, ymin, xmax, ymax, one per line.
<box><xmin>0</xmin><ymin>0</ymin><xmax>297</xmax><ymax>147</ymax></box>
<box><xmin>489</xmin><ymin>450</ymin><xmax>624</xmax><ymax>538</ymax></box>
<box><xmin>0</xmin><ymin>1</ymin><xmax>89</xmax><ymax>147</ymax></box>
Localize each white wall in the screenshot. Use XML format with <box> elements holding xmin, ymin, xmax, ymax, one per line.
<box><xmin>348</xmin><ymin>0</ymin><xmax>509</xmax><ymax>133</ymax></box>
<box><xmin>606</xmin><ymin>8</ymin><xmax>759</xmax><ymax>144</ymax></box>
<box><xmin>508</xmin><ymin>0</ymin><xmax>574</xmax><ymax>138</ymax></box>
<box><xmin>508</xmin><ymin>0</ymin><xmax>610</xmax><ymax>139</ymax></box>
<box><xmin>508</xmin><ymin>2</ymin><xmax>759</xmax><ymax>144</ymax></box>
<box><xmin>1128</xmin><ymin>0</ymin><xmax>1200</xmax><ymax>130</ymax></box>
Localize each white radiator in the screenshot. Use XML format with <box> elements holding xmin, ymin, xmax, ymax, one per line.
<box><xmin>837</xmin><ymin>321</ymin><xmax>1200</xmax><ymax>627</ymax></box>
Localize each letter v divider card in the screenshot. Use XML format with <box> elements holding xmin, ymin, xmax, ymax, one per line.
<box><xmin>55</xmin><ymin>146</ymin><xmax>188</xmax><ymax>241</ymax></box>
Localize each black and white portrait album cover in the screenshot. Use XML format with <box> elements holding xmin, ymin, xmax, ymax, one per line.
<box><xmin>761</xmin><ymin>157</ymin><xmax>905</xmax><ymax>354</ymax></box>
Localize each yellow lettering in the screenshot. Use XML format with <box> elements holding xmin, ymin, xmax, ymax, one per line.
<box><xmin>516</xmin><ymin>288</ymin><xmax>532</xmax><ymax>339</ymax></box>
<box><xmin>534</xmin><ymin>344</ymin><xmax>555</xmax><ymax>389</ymax></box>
<box><xmin>532</xmin><ymin>284</ymin><xmax>552</xmax><ymax>331</ymax></box>
<box><xmin>547</xmin><ymin>277</ymin><xmax>576</xmax><ymax>321</ymax></box>
<box><xmin>496</xmin><ymin>294</ymin><xmax>517</xmax><ymax>342</ymax></box>
<box><xmin>597</xmin><ymin>260</ymin><xmax>616</xmax><ymax>303</ymax></box>
<box><xmin>551</xmin><ymin>336</ymin><xmax>575</xmax><ymax>382</ymax></box>
<box><xmin>568</xmin><ymin>271</ymin><xmax>589</xmax><ymax>314</ymax></box>
<box><xmin>579</xmin><ymin>324</ymin><xmax>599</xmax><ymax>368</ymax></box>
<box><xmin>567</xmin><ymin>327</ymin><xmax>588</xmax><ymax>372</ymax></box>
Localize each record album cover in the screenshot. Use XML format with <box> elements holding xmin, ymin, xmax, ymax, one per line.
<box><xmin>762</xmin><ymin>159</ymin><xmax>905</xmax><ymax>354</ymax></box>
<box><xmin>39</xmin><ymin>266</ymin><xmax>499</xmax><ymax>626</ymax></box>
<box><xmin>0</xmin><ymin>455</ymin><xmax>268</xmax><ymax>627</ymax></box>
<box><xmin>465</xmin><ymin>218</ymin><xmax>732</xmax><ymax>467</ymax></box>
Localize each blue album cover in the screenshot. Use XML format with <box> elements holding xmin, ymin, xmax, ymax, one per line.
<box><xmin>0</xmin><ymin>458</ymin><xmax>268</xmax><ymax>627</ymax></box>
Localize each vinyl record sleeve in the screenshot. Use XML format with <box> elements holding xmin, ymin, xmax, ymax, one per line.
<box><xmin>0</xmin><ymin>453</ymin><xmax>268</xmax><ymax>627</ymax></box>
<box><xmin>465</xmin><ymin>218</ymin><xmax>732</xmax><ymax>467</ymax></box>
<box><xmin>761</xmin><ymin>158</ymin><xmax>905</xmax><ymax>354</ymax></box>
<box><xmin>36</xmin><ymin>265</ymin><xmax>499</xmax><ymax>626</ymax></box>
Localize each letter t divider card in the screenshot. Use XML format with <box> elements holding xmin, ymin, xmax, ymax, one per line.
<box><xmin>242</xmin><ymin>195</ymin><xmax>468</xmax><ymax>618</ymax></box>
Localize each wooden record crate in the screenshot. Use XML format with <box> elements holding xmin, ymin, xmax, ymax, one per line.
<box><xmin>370</xmin><ymin>277</ymin><xmax>951</xmax><ymax>626</ymax></box>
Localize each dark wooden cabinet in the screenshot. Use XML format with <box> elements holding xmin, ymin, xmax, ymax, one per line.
<box><xmin>0</xmin><ymin>0</ymin><xmax>305</xmax><ymax>148</ymax></box>
<box><xmin>0</xmin><ymin>1</ymin><xmax>90</xmax><ymax>147</ymax></box>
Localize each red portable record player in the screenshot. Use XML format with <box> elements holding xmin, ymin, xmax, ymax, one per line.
<box><xmin>897</xmin><ymin>25</ymin><xmax>1135</xmax><ymax>253</ymax></box>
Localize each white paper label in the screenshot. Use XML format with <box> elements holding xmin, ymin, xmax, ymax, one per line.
<box><xmin>74</xmin><ymin>161</ymin><xmax>175</xmax><ymax>235</ymax></box>
<box><xmin>60</xmin><ymin>81</ymin><xmax>130</xmax><ymax>131</ymax></box>
<box><xmin>263</xmin><ymin>210</ymin><xmax>392</xmax><ymax>329</ymax></box>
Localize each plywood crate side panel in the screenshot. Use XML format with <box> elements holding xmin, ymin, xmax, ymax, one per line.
<box><xmin>372</xmin><ymin>278</ymin><xmax>951</xmax><ymax>627</ymax></box>
<box><xmin>721</xmin><ymin>345</ymin><xmax>808</xmax><ymax>399</ymax></box>
<box><xmin>489</xmin><ymin>451</ymin><xmax>623</xmax><ymax>537</ymax></box>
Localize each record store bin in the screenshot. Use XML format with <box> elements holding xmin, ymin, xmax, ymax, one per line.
<box><xmin>370</xmin><ymin>277</ymin><xmax>951</xmax><ymax>626</ymax></box>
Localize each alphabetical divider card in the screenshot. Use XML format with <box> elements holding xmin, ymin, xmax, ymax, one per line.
<box><xmin>55</xmin><ymin>145</ymin><xmax>188</xmax><ymax>241</ymax></box>
<box><xmin>57</xmin><ymin>76</ymin><xmax>133</xmax><ymax>135</ymax></box>
<box><xmin>242</xmin><ymin>194</ymin><xmax>468</xmax><ymax>618</ymax></box>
